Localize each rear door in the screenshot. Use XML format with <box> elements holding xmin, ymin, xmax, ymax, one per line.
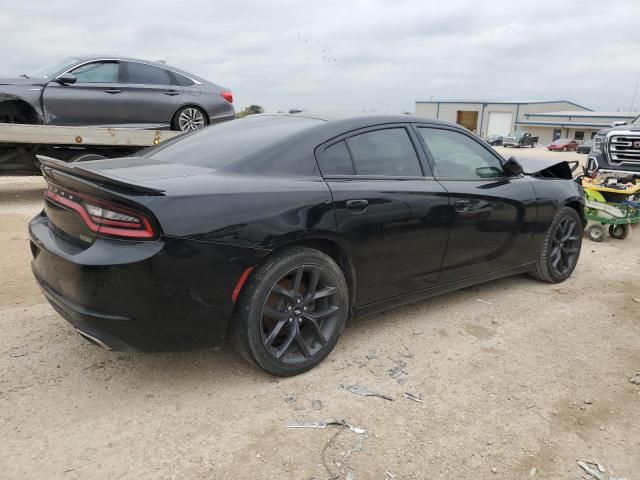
<box><xmin>416</xmin><ymin>125</ymin><xmax>537</xmax><ymax>283</ymax></box>
<box><xmin>317</xmin><ymin>125</ymin><xmax>450</xmax><ymax>306</ymax></box>
<box><xmin>119</xmin><ymin>61</ymin><xmax>183</xmax><ymax>127</ymax></box>
<box><xmin>43</xmin><ymin>60</ymin><xmax>130</xmax><ymax>126</ymax></box>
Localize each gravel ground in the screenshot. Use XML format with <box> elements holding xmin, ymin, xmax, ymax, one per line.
<box><xmin>1</xmin><ymin>151</ymin><xmax>639</xmax><ymax>479</ymax></box>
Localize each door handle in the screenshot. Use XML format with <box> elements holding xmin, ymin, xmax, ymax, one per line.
<box><xmin>104</xmin><ymin>88</ymin><xmax>122</xmax><ymax>94</ymax></box>
<box><xmin>163</xmin><ymin>89</ymin><xmax>180</xmax><ymax>96</ymax></box>
<box><xmin>346</xmin><ymin>199</ymin><xmax>368</xmax><ymax>212</ymax></box>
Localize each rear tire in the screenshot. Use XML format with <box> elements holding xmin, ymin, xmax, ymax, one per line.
<box><xmin>529</xmin><ymin>207</ymin><xmax>582</xmax><ymax>283</ymax></box>
<box><xmin>609</xmin><ymin>224</ymin><xmax>629</xmax><ymax>240</ymax></box>
<box><xmin>231</xmin><ymin>247</ymin><xmax>349</xmax><ymax>376</ymax></box>
<box><xmin>172</xmin><ymin>106</ymin><xmax>208</xmax><ymax>132</ymax></box>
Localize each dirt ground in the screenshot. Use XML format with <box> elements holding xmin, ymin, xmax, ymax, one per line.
<box><xmin>1</xmin><ymin>150</ymin><xmax>639</xmax><ymax>480</ymax></box>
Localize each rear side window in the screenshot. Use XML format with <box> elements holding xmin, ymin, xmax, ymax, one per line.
<box><xmin>126</xmin><ymin>62</ymin><xmax>171</xmax><ymax>85</ymax></box>
<box><xmin>173</xmin><ymin>72</ymin><xmax>195</xmax><ymax>87</ymax></box>
<box><xmin>71</xmin><ymin>61</ymin><xmax>119</xmax><ymax>83</ymax></box>
<box><xmin>318</xmin><ymin>141</ymin><xmax>355</xmax><ymax>175</ymax></box>
<box><xmin>346</xmin><ymin>128</ymin><xmax>422</xmax><ymax>177</ymax></box>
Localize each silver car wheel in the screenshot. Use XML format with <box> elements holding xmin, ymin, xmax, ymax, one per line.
<box><xmin>178</xmin><ymin>108</ymin><xmax>206</xmax><ymax>132</ymax></box>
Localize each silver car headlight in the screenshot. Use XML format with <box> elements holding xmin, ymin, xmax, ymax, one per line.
<box><xmin>592</xmin><ymin>135</ymin><xmax>604</xmax><ymax>154</ymax></box>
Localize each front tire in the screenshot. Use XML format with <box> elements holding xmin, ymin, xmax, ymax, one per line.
<box><xmin>231</xmin><ymin>247</ymin><xmax>349</xmax><ymax>376</ymax></box>
<box><xmin>530</xmin><ymin>207</ymin><xmax>582</xmax><ymax>283</ymax></box>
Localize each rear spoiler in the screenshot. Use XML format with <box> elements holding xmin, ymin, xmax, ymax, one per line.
<box><xmin>37</xmin><ymin>155</ymin><xmax>165</xmax><ymax>196</ymax></box>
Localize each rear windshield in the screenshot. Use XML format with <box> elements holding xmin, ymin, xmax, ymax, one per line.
<box><xmin>554</xmin><ymin>139</ymin><xmax>571</xmax><ymax>144</ymax></box>
<box><xmin>146</xmin><ymin>115</ymin><xmax>323</xmax><ymax>169</ymax></box>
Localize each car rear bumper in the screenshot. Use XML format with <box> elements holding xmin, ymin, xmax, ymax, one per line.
<box><xmin>29</xmin><ymin>212</ymin><xmax>265</xmax><ymax>352</ymax></box>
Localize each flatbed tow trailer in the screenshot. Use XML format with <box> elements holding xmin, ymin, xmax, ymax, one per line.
<box><xmin>0</xmin><ymin>123</ymin><xmax>182</xmax><ymax>175</ymax></box>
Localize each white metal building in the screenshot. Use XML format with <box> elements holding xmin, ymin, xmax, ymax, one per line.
<box><xmin>414</xmin><ymin>100</ymin><xmax>637</xmax><ymax>144</ymax></box>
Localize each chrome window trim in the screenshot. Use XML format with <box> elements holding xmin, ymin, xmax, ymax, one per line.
<box><xmin>61</xmin><ymin>58</ymin><xmax>203</xmax><ymax>85</ymax></box>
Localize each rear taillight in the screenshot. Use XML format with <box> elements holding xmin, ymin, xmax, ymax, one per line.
<box><xmin>221</xmin><ymin>91</ymin><xmax>233</xmax><ymax>103</ymax></box>
<box><xmin>44</xmin><ymin>185</ymin><xmax>156</xmax><ymax>240</ymax></box>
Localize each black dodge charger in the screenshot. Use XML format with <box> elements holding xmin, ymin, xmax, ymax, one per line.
<box><xmin>29</xmin><ymin>114</ymin><xmax>585</xmax><ymax>376</ymax></box>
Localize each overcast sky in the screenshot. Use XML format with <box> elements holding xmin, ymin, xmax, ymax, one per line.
<box><xmin>1</xmin><ymin>0</ymin><xmax>639</xmax><ymax>114</ymax></box>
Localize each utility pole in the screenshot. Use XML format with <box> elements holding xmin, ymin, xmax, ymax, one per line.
<box><xmin>629</xmin><ymin>81</ymin><xmax>639</xmax><ymax>115</ymax></box>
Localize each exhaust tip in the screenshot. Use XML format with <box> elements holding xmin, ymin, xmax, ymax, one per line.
<box><xmin>75</xmin><ymin>328</ymin><xmax>112</xmax><ymax>350</ymax></box>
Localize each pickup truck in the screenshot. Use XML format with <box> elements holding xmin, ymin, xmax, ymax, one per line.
<box><xmin>503</xmin><ymin>132</ymin><xmax>539</xmax><ymax>148</ymax></box>
<box><xmin>587</xmin><ymin>114</ymin><xmax>640</xmax><ymax>175</ymax></box>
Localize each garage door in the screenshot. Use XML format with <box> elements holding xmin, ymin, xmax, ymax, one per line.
<box><xmin>486</xmin><ymin>112</ymin><xmax>513</xmax><ymax>137</ymax></box>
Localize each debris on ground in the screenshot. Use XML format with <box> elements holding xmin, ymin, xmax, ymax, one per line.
<box><xmin>402</xmin><ymin>392</ymin><xmax>423</xmax><ymax>403</ymax></box>
<box><xmin>284</xmin><ymin>393</ymin><xmax>297</xmax><ymax>403</ymax></box>
<box><xmin>632</xmin><ymin>297</ymin><xmax>640</xmax><ymax>303</ymax></box>
<box><xmin>385</xmin><ymin>471</ymin><xmax>396</xmax><ymax>479</ymax></box>
<box><xmin>628</xmin><ymin>373</ymin><xmax>640</xmax><ymax>385</ymax></box>
<box><xmin>477</xmin><ymin>299</ymin><xmax>492</xmax><ymax>305</ymax></box>
<box><xmin>576</xmin><ymin>460</ymin><xmax>626</xmax><ymax>480</ymax></box>
<box><xmin>577</xmin><ymin>460</ymin><xmax>605</xmax><ymax>480</ymax></box>
<box><xmin>346</xmin><ymin>471</ymin><xmax>355</xmax><ymax>480</ymax></box>
<box><xmin>285</xmin><ymin>419</ymin><xmax>366</xmax><ymax>434</ymax></box>
<box><xmin>529</xmin><ymin>467</ymin><xmax>537</xmax><ymax>476</ymax></box>
<box><xmin>312</xmin><ymin>399</ymin><xmax>323</xmax><ymax>410</ymax></box>
<box><xmin>339</xmin><ymin>384</ymin><xmax>393</xmax><ymax>401</ymax></box>
<box><xmin>388</xmin><ymin>359</ymin><xmax>408</xmax><ymax>383</ymax></box>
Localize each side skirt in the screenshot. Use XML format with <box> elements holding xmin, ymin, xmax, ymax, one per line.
<box><xmin>355</xmin><ymin>263</ymin><xmax>535</xmax><ymax>319</ymax></box>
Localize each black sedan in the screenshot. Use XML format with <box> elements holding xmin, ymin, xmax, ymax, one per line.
<box><xmin>30</xmin><ymin>114</ymin><xmax>585</xmax><ymax>376</ymax></box>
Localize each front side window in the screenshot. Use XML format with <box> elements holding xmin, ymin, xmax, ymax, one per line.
<box><xmin>418</xmin><ymin>127</ymin><xmax>503</xmax><ymax>179</ymax></box>
<box><xmin>71</xmin><ymin>61</ymin><xmax>119</xmax><ymax>83</ymax></box>
<box><xmin>126</xmin><ymin>62</ymin><xmax>171</xmax><ymax>85</ymax></box>
<box><xmin>346</xmin><ymin>128</ymin><xmax>422</xmax><ymax>177</ymax></box>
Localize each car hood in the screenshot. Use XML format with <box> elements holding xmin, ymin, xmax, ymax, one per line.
<box><xmin>513</xmin><ymin>157</ymin><xmax>574</xmax><ymax>179</ymax></box>
<box><xmin>597</xmin><ymin>124</ymin><xmax>640</xmax><ymax>136</ymax></box>
<box><xmin>0</xmin><ymin>77</ymin><xmax>47</xmax><ymax>86</ymax></box>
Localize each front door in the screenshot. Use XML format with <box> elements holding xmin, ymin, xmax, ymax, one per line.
<box><xmin>43</xmin><ymin>60</ymin><xmax>130</xmax><ymax>126</ymax></box>
<box><xmin>553</xmin><ymin>128</ymin><xmax>562</xmax><ymax>141</ymax></box>
<box><xmin>416</xmin><ymin>126</ymin><xmax>537</xmax><ymax>283</ymax></box>
<box><xmin>316</xmin><ymin>125</ymin><xmax>450</xmax><ymax>306</ymax></box>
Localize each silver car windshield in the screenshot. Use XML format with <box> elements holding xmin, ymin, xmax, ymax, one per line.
<box><xmin>28</xmin><ymin>58</ymin><xmax>79</xmax><ymax>79</ymax></box>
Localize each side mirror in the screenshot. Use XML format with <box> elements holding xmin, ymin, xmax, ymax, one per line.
<box><xmin>503</xmin><ymin>156</ymin><xmax>524</xmax><ymax>176</ymax></box>
<box><xmin>55</xmin><ymin>73</ymin><xmax>77</xmax><ymax>85</ymax></box>
<box><xmin>611</xmin><ymin>120</ymin><xmax>627</xmax><ymax>127</ymax></box>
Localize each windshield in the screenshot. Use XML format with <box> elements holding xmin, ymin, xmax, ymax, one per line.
<box><xmin>27</xmin><ymin>58</ymin><xmax>79</xmax><ymax>79</ymax></box>
<box><xmin>146</xmin><ymin>115</ymin><xmax>324</xmax><ymax>169</ymax></box>
<box><xmin>553</xmin><ymin>139</ymin><xmax>571</xmax><ymax>144</ymax></box>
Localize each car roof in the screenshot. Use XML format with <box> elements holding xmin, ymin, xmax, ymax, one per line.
<box><xmin>259</xmin><ymin>112</ymin><xmax>460</xmax><ymax>130</ymax></box>
<box><xmin>70</xmin><ymin>55</ymin><xmax>209</xmax><ymax>84</ymax></box>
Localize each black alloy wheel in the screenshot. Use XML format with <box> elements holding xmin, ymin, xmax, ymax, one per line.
<box><xmin>549</xmin><ymin>216</ymin><xmax>581</xmax><ymax>276</ymax></box>
<box><xmin>231</xmin><ymin>247</ymin><xmax>349</xmax><ymax>376</ymax></box>
<box><xmin>530</xmin><ymin>207</ymin><xmax>583</xmax><ymax>283</ymax></box>
<box><xmin>260</xmin><ymin>265</ymin><xmax>340</xmax><ymax>364</ymax></box>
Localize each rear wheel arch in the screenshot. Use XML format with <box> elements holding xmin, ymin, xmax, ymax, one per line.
<box><xmin>233</xmin><ymin>237</ymin><xmax>357</xmax><ymax>318</ymax></box>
